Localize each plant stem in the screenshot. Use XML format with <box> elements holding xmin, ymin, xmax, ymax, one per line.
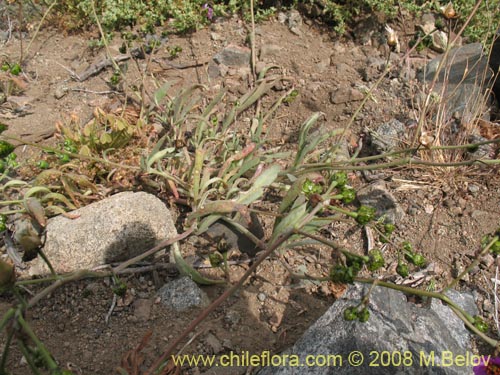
<box><xmin>113</xmin><ymin>227</ymin><xmax>194</xmax><ymax>273</ymax></box>
<box><xmin>37</xmin><ymin>249</ymin><xmax>56</xmax><ymax>277</ymax></box>
<box><xmin>17</xmin><ymin>340</ymin><xmax>42</xmax><ymax>375</ymax></box>
<box><xmin>27</xmin><ymin>270</ymin><xmax>101</xmax><ymax>308</ymax></box>
<box><xmin>249</xmin><ymin>0</ymin><xmax>257</xmax><ymax>82</ymax></box>
<box><xmin>17</xmin><ymin>314</ymin><xmax>59</xmax><ymax>370</ymax></box>
<box><xmin>0</xmin><ymin>328</ymin><xmax>14</xmax><ymax>372</ymax></box>
<box><xmin>0</xmin><ymin>308</ymin><xmax>16</xmax><ymax>332</ymax></box>
<box><xmin>145</xmin><ymin>201</ymin><xmax>328</xmax><ymax>374</ymax></box>
<box><xmin>145</xmin><ymin>228</ymin><xmax>294</xmax><ymax>375</ymax></box>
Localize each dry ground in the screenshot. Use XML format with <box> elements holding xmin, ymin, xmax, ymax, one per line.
<box><xmin>1</xmin><ymin>11</ymin><xmax>500</xmax><ymax>375</ymax></box>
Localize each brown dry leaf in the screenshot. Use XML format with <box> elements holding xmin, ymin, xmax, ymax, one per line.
<box><xmin>419</xmin><ymin>131</ymin><xmax>435</xmax><ymax>148</ymax></box>
<box><xmin>328</xmin><ymin>282</ymin><xmax>347</xmax><ymax>299</ymax></box>
<box><xmin>24</xmin><ymin>197</ymin><xmax>47</xmax><ymax>227</ymax></box>
<box><xmin>119</xmin><ymin>330</ymin><xmax>152</xmax><ymax>375</ymax></box>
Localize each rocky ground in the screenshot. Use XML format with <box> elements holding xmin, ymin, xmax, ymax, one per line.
<box><xmin>1</xmin><ymin>8</ymin><xmax>500</xmax><ymax>375</ymax></box>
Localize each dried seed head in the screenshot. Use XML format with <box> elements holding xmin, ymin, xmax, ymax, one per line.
<box><xmin>440</xmin><ymin>2</ymin><xmax>458</xmax><ymax>19</ymax></box>
<box><xmin>419</xmin><ymin>131</ymin><xmax>435</xmax><ymax>148</ymax></box>
<box><xmin>385</xmin><ymin>25</ymin><xmax>399</xmax><ymax>47</ymax></box>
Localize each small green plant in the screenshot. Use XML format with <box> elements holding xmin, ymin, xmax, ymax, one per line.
<box><xmin>167</xmin><ymin>45</ymin><xmax>183</xmax><ymax>60</ymax></box>
<box><xmin>0</xmin><ymin>125</ymin><xmax>17</xmax><ymax>173</ymax></box>
<box><xmin>283</xmin><ymin>89</ymin><xmax>299</xmax><ymax>105</ymax></box>
<box><xmin>87</xmin><ymin>32</ymin><xmax>113</xmax><ymax>50</ymax></box>
<box><xmin>55</xmin><ymin>108</ymin><xmax>141</xmax><ymax>155</ymax></box>
<box><xmin>1</xmin><ymin>61</ymin><xmax>22</xmax><ymax>75</ymax></box>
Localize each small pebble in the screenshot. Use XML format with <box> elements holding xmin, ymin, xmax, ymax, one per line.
<box><xmin>54</xmin><ymin>86</ymin><xmax>67</xmax><ymax>99</ymax></box>
<box><xmin>480</xmin><ymin>254</ymin><xmax>495</xmax><ymax>269</ymax></box>
<box><xmin>408</xmin><ymin>205</ymin><xmax>418</xmax><ymax>216</ymax></box>
<box><xmin>483</xmin><ymin>299</ymin><xmax>494</xmax><ymax>314</ymax></box>
<box><xmin>468</xmin><ymin>184</ymin><xmax>480</xmax><ymax>194</ymax></box>
<box><xmin>224</xmin><ymin>310</ymin><xmax>241</xmax><ymax>326</ymax></box>
<box><xmin>257</xmin><ymin>293</ymin><xmax>267</xmax><ymax>302</ymax></box>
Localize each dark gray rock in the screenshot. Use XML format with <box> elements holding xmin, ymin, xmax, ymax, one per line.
<box><xmin>157</xmin><ymin>276</ymin><xmax>210</xmax><ymax>311</ymax></box>
<box><xmin>258</xmin><ymin>284</ymin><xmax>479</xmax><ymax>375</ymax></box>
<box><xmin>24</xmin><ymin>192</ymin><xmax>177</xmax><ymax>276</ymax></box>
<box><xmin>370</xmin><ymin>119</ymin><xmax>406</xmax><ymax>154</ymax></box>
<box><xmin>213</xmin><ymin>44</ymin><xmax>251</xmax><ymax>67</ymax></box>
<box><xmin>421</xmin><ymin>43</ymin><xmax>488</xmax><ymax>85</ymax></box>
<box><xmin>357</xmin><ymin>181</ymin><xmax>403</xmax><ymax>224</ymax></box>
<box><xmin>489</xmin><ymin>29</ymin><xmax>500</xmax><ymax>100</ymax></box>
<box><xmin>204</xmin><ymin>212</ymin><xmax>264</xmax><ymax>257</ymax></box>
<box><xmin>417</xmin><ymin>43</ymin><xmax>493</xmax><ymax>120</ymax></box>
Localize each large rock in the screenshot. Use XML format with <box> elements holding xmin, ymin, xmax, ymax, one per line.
<box><xmin>489</xmin><ymin>30</ymin><xmax>500</xmax><ymax>100</ymax></box>
<box><xmin>24</xmin><ymin>192</ymin><xmax>177</xmax><ymax>276</ymax></box>
<box><xmin>213</xmin><ymin>44</ymin><xmax>251</xmax><ymax>67</ymax></box>
<box><xmin>417</xmin><ymin>43</ymin><xmax>493</xmax><ymax>121</ymax></box>
<box><xmin>258</xmin><ymin>284</ymin><xmax>479</xmax><ymax>375</ymax></box>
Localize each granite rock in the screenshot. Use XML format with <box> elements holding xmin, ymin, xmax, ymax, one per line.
<box><xmin>24</xmin><ymin>192</ymin><xmax>177</xmax><ymax>276</ymax></box>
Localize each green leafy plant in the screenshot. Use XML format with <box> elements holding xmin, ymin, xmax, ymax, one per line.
<box><xmin>1</xmin><ymin>61</ymin><xmax>22</xmax><ymax>75</ymax></box>
<box><xmin>167</xmin><ymin>45</ymin><xmax>183</xmax><ymax>60</ymax></box>
<box><xmin>55</xmin><ymin>108</ymin><xmax>142</xmax><ymax>156</ymax></box>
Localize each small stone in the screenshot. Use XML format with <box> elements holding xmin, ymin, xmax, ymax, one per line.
<box><xmin>54</xmin><ymin>86</ymin><xmax>68</xmax><ymax>99</ymax></box>
<box><xmin>224</xmin><ymin>310</ymin><xmax>241</xmax><ymax>326</ymax></box>
<box><xmin>211</xmin><ymin>23</ymin><xmax>223</xmax><ymax>32</ymax></box>
<box><xmin>483</xmin><ymin>299</ymin><xmax>494</xmax><ymax>314</ymax></box>
<box><xmin>210</xmin><ymin>32</ymin><xmax>222</xmax><ymax>41</ymax></box>
<box><xmin>371</xmin><ymin>119</ymin><xmax>406</xmax><ymax>154</ymax></box>
<box><xmin>424</xmin><ymin>204</ymin><xmax>434</xmax><ymax>214</ymax></box>
<box><xmin>329</xmin><ymin>88</ymin><xmax>364</xmax><ymax>104</ymax></box>
<box><xmin>480</xmin><ymin>254</ymin><xmax>495</xmax><ymax>269</ymax></box>
<box><xmin>207</xmin><ymin>62</ymin><xmax>220</xmax><ymax>79</ymax></box>
<box><xmin>471</xmin><ymin>210</ymin><xmax>488</xmax><ymax>219</ymax></box>
<box><xmin>157</xmin><ymin>277</ymin><xmax>210</xmax><ymax>312</ymax></box>
<box><xmin>407</xmin><ymin>205</ymin><xmax>419</xmax><ymax>216</ymax></box>
<box><xmin>287</xmin><ymin>10</ymin><xmax>303</xmax><ymax>36</ymax></box>
<box><xmin>257</xmin><ymin>293</ymin><xmax>267</xmax><ymax>302</ymax></box>
<box><xmin>467</xmin><ymin>184</ymin><xmax>480</xmax><ymax>194</ymax></box>
<box><xmin>452</xmin><ymin>258</ymin><xmax>469</xmax><ymax>282</ymax></box>
<box><xmin>457</xmin><ymin>198</ymin><xmax>467</xmax><ymax>209</ymax></box>
<box><xmin>277</xmin><ymin>12</ymin><xmax>287</xmax><ymax>24</ymax></box>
